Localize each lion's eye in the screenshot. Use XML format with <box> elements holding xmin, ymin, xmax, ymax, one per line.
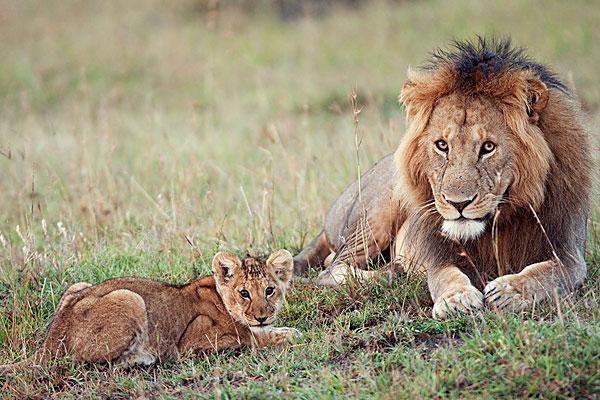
<box><xmin>435</xmin><ymin>140</ymin><xmax>449</xmax><ymax>153</ymax></box>
<box><xmin>480</xmin><ymin>141</ymin><xmax>496</xmax><ymax>156</ymax></box>
<box><xmin>265</xmin><ymin>287</ymin><xmax>274</xmax><ymax>296</ymax></box>
<box><xmin>239</xmin><ymin>289</ymin><xmax>250</xmax><ymax>299</ymax></box>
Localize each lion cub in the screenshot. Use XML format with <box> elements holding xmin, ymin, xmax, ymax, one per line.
<box><xmin>1</xmin><ymin>250</ymin><xmax>300</xmax><ymax>370</ymax></box>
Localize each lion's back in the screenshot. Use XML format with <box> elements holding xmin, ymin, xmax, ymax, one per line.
<box><xmin>324</xmin><ymin>153</ymin><xmax>398</xmax><ymax>249</ymax></box>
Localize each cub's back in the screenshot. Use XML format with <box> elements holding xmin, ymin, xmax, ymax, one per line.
<box><xmin>55</xmin><ymin>276</ymin><xmax>218</xmax><ymax>356</ymax></box>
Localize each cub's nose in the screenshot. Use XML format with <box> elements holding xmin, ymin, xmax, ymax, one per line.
<box><xmin>255</xmin><ymin>316</ymin><xmax>268</xmax><ymax>324</ymax></box>
<box><xmin>444</xmin><ymin>195</ymin><xmax>476</xmax><ymax>213</ymax></box>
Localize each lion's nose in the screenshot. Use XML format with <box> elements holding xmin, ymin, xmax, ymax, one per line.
<box><xmin>444</xmin><ymin>194</ymin><xmax>476</xmax><ymax>213</ymax></box>
<box><xmin>255</xmin><ymin>316</ymin><xmax>268</xmax><ymax>324</ymax></box>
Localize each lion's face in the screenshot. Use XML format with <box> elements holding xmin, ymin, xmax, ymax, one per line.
<box><xmin>398</xmin><ymin>62</ymin><xmax>553</xmax><ymax>243</ymax></box>
<box><xmin>212</xmin><ymin>250</ymin><xmax>293</xmax><ymax>328</ymax></box>
<box><xmin>420</xmin><ymin>94</ymin><xmax>513</xmax><ymax>240</ymax></box>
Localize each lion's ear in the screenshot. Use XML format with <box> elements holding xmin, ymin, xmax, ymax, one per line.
<box><xmin>526</xmin><ymin>79</ymin><xmax>549</xmax><ymax>124</ymax></box>
<box><xmin>399</xmin><ymin>79</ymin><xmax>420</xmax><ymax>119</ymax></box>
<box><xmin>266</xmin><ymin>249</ymin><xmax>293</xmax><ymax>287</ymax></box>
<box><xmin>212</xmin><ymin>251</ymin><xmax>241</xmax><ymax>284</ymax></box>
<box><xmin>399</xmin><ymin>68</ymin><xmax>448</xmax><ymax>128</ymax></box>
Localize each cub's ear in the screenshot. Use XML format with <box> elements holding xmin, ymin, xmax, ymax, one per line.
<box><xmin>526</xmin><ymin>78</ymin><xmax>549</xmax><ymax>124</ymax></box>
<box><xmin>266</xmin><ymin>249</ymin><xmax>293</xmax><ymax>286</ymax></box>
<box><xmin>212</xmin><ymin>251</ymin><xmax>241</xmax><ymax>284</ymax></box>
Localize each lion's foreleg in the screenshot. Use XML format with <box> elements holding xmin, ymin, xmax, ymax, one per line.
<box><xmin>392</xmin><ymin>223</ymin><xmax>426</xmax><ymax>275</ymax></box>
<box><xmin>429</xmin><ymin>265</ymin><xmax>484</xmax><ymax>320</ymax></box>
<box><xmin>483</xmin><ymin>258</ymin><xmax>586</xmax><ymax>311</ymax></box>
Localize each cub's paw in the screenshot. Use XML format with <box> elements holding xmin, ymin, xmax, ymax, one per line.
<box><xmin>280</xmin><ymin>327</ymin><xmax>303</xmax><ymax>340</ymax></box>
<box><xmin>116</xmin><ymin>350</ymin><xmax>156</xmax><ymax>369</ymax></box>
<box><xmin>432</xmin><ymin>285</ymin><xmax>483</xmax><ymax>320</ymax></box>
<box><xmin>271</xmin><ymin>327</ymin><xmax>303</xmax><ymax>345</ymax></box>
<box><xmin>484</xmin><ymin>275</ymin><xmax>531</xmax><ymax>312</ymax></box>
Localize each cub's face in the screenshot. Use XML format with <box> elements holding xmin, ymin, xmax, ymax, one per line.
<box><xmin>212</xmin><ymin>250</ymin><xmax>294</xmax><ymax>328</ymax></box>
<box><xmin>422</xmin><ymin>94</ymin><xmax>513</xmax><ymax>240</ymax></box>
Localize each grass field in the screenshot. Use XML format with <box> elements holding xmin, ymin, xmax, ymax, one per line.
<box><xmin>1</xmin><ymin>0</ymin><xmax>599</xmax><ymax>398</ymax></box>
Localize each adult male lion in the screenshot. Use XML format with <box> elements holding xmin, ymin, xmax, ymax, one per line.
<box><xmin>294</xmin><ymin>38</ymin><xmax>593</xmax><ymax>319</ymax></box>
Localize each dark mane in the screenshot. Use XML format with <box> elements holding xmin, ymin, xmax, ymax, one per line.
<box><xmin>423</xmin><ymin>36</ymin><xmax>570</xmax><ymax>94</ymax></box>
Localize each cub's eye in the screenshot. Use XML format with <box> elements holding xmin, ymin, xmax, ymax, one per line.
<box><xmin>435</xmin><ymin>140</ymin><xmax>449</xmax><ymax>152</ymax></box>
<box><xmin>480</xmin><ymin>141</ymin><xmax>496</xmax><ymax>156</ymax></box>
<box><xmin>265</xmin><ymin>287</ymin><xmax>274</xmax><ymax>296</ymax></box>
<box><xmin>239</xmin><ymin>289</ymin><xmax>250</xmax><ymax>299</ymax></box>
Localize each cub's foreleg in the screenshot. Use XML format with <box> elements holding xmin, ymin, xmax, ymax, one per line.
<box><xmin>250</xmin><ymin>326</ymin><xmax>303</xmax><ymax>347</ymax></box>
<box><xmin>178</xmin><ymin>315</ymin><xmax>245</xmax><ymax>353</ymax></box>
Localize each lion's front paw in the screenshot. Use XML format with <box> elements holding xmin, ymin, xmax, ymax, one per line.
<box><xmin>315</xmin><ymin>264</ymin><xmax>349</xmax><ymax>287</ymax></box>
<box><xmin>432</xmin><ymin>285</ymin><xmax>483</xmax><ymax>320</ymax></box>
<box><xmin>484</xmin><ymin>275</ymin><xmax>531</xmax><ymax>311</ymax></box>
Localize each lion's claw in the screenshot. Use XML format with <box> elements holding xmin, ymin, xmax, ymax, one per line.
<box><xmin>484</xmin><ymin>275</ymin><xmax>531</xmax><ymax>312</ymax></box>
<box><xmin>483</xmin><ymin>286</ymin><xmax>498</xmax><ymax>300</ymax></box>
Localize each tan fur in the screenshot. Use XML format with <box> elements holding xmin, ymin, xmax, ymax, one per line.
<box><xmin>295</xmin><ymin>39</ymin><xmax>592</xmax><ymax>319</ymax></box>
<box><xmin>1</xmin><ymin>250</ymin><xmax>300</xmax><ymax>372</ymax></box>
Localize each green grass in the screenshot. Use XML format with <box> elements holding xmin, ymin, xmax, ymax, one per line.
<box><xmin>1</xmin><ymin>0</ymin><xmax>599</xmax><ymax>398</ymax></box>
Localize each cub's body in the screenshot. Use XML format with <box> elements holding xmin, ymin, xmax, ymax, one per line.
<box><xmin>1</xmin><ymin>250</ymin><xmax>298</xmax><ymax>371</ymax></box>
<box><xmin>44</xmin><ymin>276</ymin><xmax>251</xmax><ymax>365</ymax></box>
